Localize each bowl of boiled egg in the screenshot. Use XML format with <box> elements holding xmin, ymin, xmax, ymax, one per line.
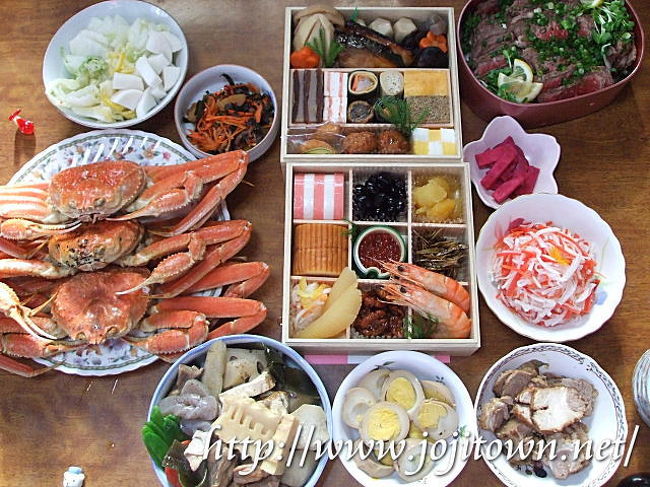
<box><xmin>331</xmin><ymin>351</ymin><xmax>476</xmax><ymax>486</ymax></box>
<box><xmin>43</xmin><ymin>0</ymin><xmax>188</xmax><ymax>128</ymax></box>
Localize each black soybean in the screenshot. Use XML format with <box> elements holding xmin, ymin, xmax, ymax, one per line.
<box><xmin>353</xmin><ymin>172</ymin><xmax>406</xmax><ymax>222</ymax></box>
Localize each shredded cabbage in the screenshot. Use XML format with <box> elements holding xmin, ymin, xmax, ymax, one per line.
<box><xmin>46</xmin><ymin>15</ymin><xmax>176</xmax><ymax>123</ymax></box>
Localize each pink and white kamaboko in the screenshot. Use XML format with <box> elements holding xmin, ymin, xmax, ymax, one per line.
<box><xmin>491</xmin><ymin>220</ymin><xmax>600</xmax><ymax>327</ymax></box>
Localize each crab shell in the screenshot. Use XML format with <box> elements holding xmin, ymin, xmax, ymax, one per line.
<box><xmin>49</xmin><ymin>160</ymin><xmax>146</xmax><ymax>221</ymax></box>
<box><xmin>51</xmin><ymin>270</ymin><xmax>149</xmax><ymax>344</ymax></box>
<box><xmin>48</xmin><ymin>221</ymin><xmax>144</xmax><ymax>271</ymax></box>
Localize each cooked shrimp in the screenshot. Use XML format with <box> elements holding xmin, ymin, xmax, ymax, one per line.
<box><xmin>381</xmin><ymin>281</ymin><xmax>471</xmax><ymax>339</ymax></box>
<box><xmin>382</xmin><ymin>261</ymin><xmax>470</xmax><ymax>313</ymax></box>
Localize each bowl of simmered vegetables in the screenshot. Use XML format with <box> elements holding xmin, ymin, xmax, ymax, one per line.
<box><xmin>144</xmin><ymin>335</ymin><xmax>331</xmax><ymax>487</ymax></box>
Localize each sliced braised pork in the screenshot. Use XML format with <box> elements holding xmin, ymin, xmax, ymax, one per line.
<box><xmin>479</xmin><ymin>396</ymin><xmax>513</xmax><ymax>432</ymax></box>
<box><xmin>530</xmin><ymin>386</ymin><xmax>589</xmax><ymax>434</ymax></box>
<box><xmin>542</xmin><ymin>422</ymin><xmax>591</xmax><ymax>479</ymax></box>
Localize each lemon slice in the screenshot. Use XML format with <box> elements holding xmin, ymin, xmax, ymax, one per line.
<box><xmin>581</xmin><ymin>0</ymin><xmax>604</xmax><ymax>7</ymax></box>
<box><xmin>498</xmin><ymin>73</ymin><xmax>544</xmax><ymax>103</ymax></box>
<box><xmin>512</xmin><ymin>59</ymin><xmax>534</xmax><ymax>83</ymax></box>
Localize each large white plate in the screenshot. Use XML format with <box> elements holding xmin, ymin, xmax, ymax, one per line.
<box><xmin>475</xmin><ymin>343</ymin><xmax>627</xmax><ymax>487</ymax></box>
<box><xmin>8</xmin><ymin>129</ymin><xmax>229</xmax><ymax>376</ymax></box>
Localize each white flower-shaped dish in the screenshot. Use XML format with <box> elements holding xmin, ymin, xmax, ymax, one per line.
<box><xmin>475</xmin><ymin>343</ymin><xmax>627</xmax><ymax>487</ymax></box>
<box><xmin>463</xmin><ymin>116</ymin><xmax>560</xmax><ymax>209</ymax></box>
<box><xmin>475</xmin><ymin>194</ymin><xmax>626</xmax><ymax>342</ymax></box>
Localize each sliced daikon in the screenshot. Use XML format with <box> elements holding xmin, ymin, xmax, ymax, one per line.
<box><xmin>136</xmin><ymin>88</ymin><xmax>156</xmax><ymax>118</ymax></box>
<box><xmin>162</xmin><ymin>31</ymin><xmax>183</xmax><ymax>52</ymax></box>
<box><xmin>146</xmin><ymin>31</ymin><xmax>172</xmax><ymax>61</ymax></box>
<box><xmin>163</xmin><ymin>65</ymin><xmax>181</xmax><ymax>91</ymax></box>
<box><xmin>111</xmin><ymin>89</ymin><xmax>143</xmax><ymax>110</ymax></box>
<box><xmin>149</xmin><ymin>80</ymin><xmax>167</xmax><ymax>100</ymax></box>
<box><xmin>112</xmin><ymin>72</ymin><xmax>144</xmax><ymax>91</ymax></box>
<box><xmin>135</xmin><ymin>56</ymin><xmax>161</xmax><ymax>87</ymax></box>
<box><xmin>147</xmin><ymin>53</ymin><xmax>170</xmax><ymax>74</ymax></box>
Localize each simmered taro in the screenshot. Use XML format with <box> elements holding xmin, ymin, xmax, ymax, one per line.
<box><xmin>353</xmin><ymin>172</ymin><xmax>407</xmax><ymax>222</ymax></box>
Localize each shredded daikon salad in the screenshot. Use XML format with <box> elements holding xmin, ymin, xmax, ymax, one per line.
<box><xmin>492</xmin><ymin>220</ymin><xmax>600</xmax><ymax>327</ymax></box>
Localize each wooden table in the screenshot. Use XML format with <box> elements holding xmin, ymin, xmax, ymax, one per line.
<box><xmin>0</xmin><ymin>1</ymin><xmax>648</xmax><ymax>485</ymax></box>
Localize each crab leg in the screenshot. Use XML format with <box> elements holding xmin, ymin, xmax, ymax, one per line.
<box><xmin>183</xmin><ymin>261</ymin><xmax>270</xmax><ymax>298</ymax></box>
<box><xmin>0</xmin><ymin>355</ymin><xmax>57</xmax><ymax>378</ymax></box>
<box><xmin>116</xmin><ymin>235</ymin><xmax>206</xmax><ymax>295</ymax></box>
<box><xmin>0</xmin><ymin>260</ymin><xmax>75</xmax><ymax>279</ymax></box>
<box><xmin>150</xmin><ymin>162</ymin><xmax>248</xmax><ymax>237</ymax></box>
<box><xmin>151</xmin><ymin>296</ymin><xmax>268</xmax><ymax>339</ymax></box>
<box><xmin>152</xmin><ymin>296</ymin><xmax>265</xmax><ymax>317</ymax></box>
<box><xmin>124</xmin><ymin>310</ymin><xmax>209</xmax><ymax>356</ymax></box>
<box><xmin>0</xmin><ymin>236</ymin><xmax>41</xmax><ymax>259</ymax></box>
<box><xmin>144</xmin><ymin>150</ymin><xmax>247</xmax><ymax>182</ymax></box>
<box><xmin>118</xmin><ymin>220</ymin><xmax>250</xmax><ymax>267</ymax></box>
<box><xmin>153</xmin><ymin>223</ymin><xmax>252</xmax><ymax>297</ymax></box>
<box><xmin>0</xmin><ymin>219</ymin><xmax>81</xmax><ymax>241</ymax></box>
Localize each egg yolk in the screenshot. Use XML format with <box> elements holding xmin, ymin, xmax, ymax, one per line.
<box><xmin>417</xmin><ymin>401</ymin><xmax>447</xmax><ymax>429</ymax></box>
<box><xmin>385</xmin><ymin>377</ymin><xmax>416</xmax><ymax>410</ymax></box>
<box><xmin>367</xmin><ymin>408</ymin><xmax>401</xmax><ymax>441</ymax></box>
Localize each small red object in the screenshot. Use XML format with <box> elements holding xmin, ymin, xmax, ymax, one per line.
<box><xmin>9</xmin><ymin>109</ymin><xmax>35</xmax><ymax>135</ymax></box>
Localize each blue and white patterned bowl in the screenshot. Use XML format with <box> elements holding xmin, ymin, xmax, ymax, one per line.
<box><xmin>633</xmin><ymin>350</ymin><xmax>650</xmax><ymax>427</ymax></box>
<box><xmin>148</xmin><ymin>335</ymin><xmax>332</xmax><ymax>487</ymax></box>
<box><xmin>475</xmin><ymin>343</ymin><xmax>627</xmax><ymax>487</ymax></box>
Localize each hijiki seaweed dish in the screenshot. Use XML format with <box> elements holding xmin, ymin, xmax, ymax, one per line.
<box><xmin>185</xmin><ymin>75</ymin><xmax>274</xmax><ymax>154</ymax></box>
<box><xmin>461</xmin><ymin>0</ymin><xmax>637</xmax><ymax>103</ymax></box>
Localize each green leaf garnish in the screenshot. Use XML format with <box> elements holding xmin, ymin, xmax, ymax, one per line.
<box><xmin>374</xmin><ymin>96</ymin><xmax>428</xmax><ymax>137</ymax></box>
<box><xmin>307</xmin><ymin>27</ymin><xmax>344</xmax><ymax>68</ymax></box>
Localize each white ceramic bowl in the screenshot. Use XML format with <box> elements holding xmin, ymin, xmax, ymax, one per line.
<box><xmin>43</xmin><ymin>0</ymin><xmax>188</xmax><ymax>129</ymax></box>
<box><xmin>475</xmin><ymin>343</ymin><xmax>627</xmax><ymax>487</ymax></box>
<box><xmin>332</xmin><ymin>351</ymin><xmax>476</xmax><ymax>487</ymax></box>
<box><xmin>475</xmin><ymin>193</ymin><xmax>626</xmax><ymax>342</ymax></box>
<box><xmin>148</xmin><ymin>335</ymin><xmax>332</xmax><ymax>487</ymax></box>
<box><xmin>463</xmin><ymin>116</ymin><xmax>560</xmax><ymax>209</ymax></box>
<box><xmin>174</xmin><ymin>64</ymin><xmax>279</xmax><ymax>162</ymax></box>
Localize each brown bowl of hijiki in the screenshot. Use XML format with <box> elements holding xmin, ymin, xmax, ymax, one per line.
<box><xmin>144</xmin><ymin>335</ymin><xmax>332</xmax><ymax>487</ymax></box>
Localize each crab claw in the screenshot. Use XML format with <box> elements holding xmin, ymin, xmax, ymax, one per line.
<box><xmin>1</xmin><ymin>218</ymin><xmax>82</xmax><ymax>241</ymax></box>
<box><xmin>0</xmin><ymin>282</ymin><xmax>59</xmax><ymax>340</ymax></box>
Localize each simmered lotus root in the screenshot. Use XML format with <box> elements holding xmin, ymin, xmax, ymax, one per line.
<box><xmin>293</xmin><ymin>223</ymin><xmax>347</xmax><ymax>277</ymax></box>
<box><xmin>413</xmin><ymin>175</ymin><xmax>462</xmax><ymax>222</ymax></box>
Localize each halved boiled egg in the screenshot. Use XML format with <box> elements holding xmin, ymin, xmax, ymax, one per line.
<box><xmin>381</xmin><ymin>370</ymin><xmax>425</xmax><ymax>417</ymax></box>
<box><xmin>395</xmin><ymin>439</ymin><xmax>435</xmax><ymax>482</ymax></box>
<box><xmin>360</xmin><ymin>401</ymin><xmax>410</xmax><ymax>442</ymax></box>
<box><xmin>342</xmin><ymin>387</ymin><xmax>377</xmax><ymax>429</ymax></box>
<box><xmin>358</xmin><ymin>368</ymin><xmax>390</xmax><ymax>400</ymax></box>
<box><xmin>413</xmin><ymin>399</ymin><xmax>458</xmax><ymax>441</ymax></box>
<box><xmin>421</xmin><ymin>380</ymin><xmax>456</xmax><ymax>407</ymax></box>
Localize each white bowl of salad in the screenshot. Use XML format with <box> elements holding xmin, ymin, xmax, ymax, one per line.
<box><xmin>475</xmin><ymin>193</ymin><xmax>626</xmax><ymax>342</ymax></box>
<box><xmin>43</xmin><ymin>0</ymin><xmax>188</xmax><ymax>128</ymax></box>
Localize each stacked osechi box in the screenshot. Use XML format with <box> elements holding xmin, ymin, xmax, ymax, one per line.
<box><xmin>280</xmin><ymin>7</ymin><xmax>480</xmax><ymax>355</ymax></box>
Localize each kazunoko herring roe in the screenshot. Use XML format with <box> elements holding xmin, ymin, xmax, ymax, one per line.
<box><xmin>492</xmin><ymin>221</ymin><xmax>600</xmax><ymax>327</ymax></box>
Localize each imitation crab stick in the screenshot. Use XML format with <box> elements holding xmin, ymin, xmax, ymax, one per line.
<box><xmin>492</xmin><ymin>222</ymin><xmax>600</xmax><ymax>327</ymax></box>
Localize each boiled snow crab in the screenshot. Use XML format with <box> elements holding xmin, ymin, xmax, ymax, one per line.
<box><xmin>0</xmin><ymin>268</ymin><xmax>268</xmax><ymax>377</ymax></box>
<box><xmin>0</xmin><ymin>149</ymin><xmax>271</xmax><ymax>376</ymax></box>
<box><xmin>0</xmin><ymin>149</ymin><xmax>248</xmax><ymax>238</ymax></box>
